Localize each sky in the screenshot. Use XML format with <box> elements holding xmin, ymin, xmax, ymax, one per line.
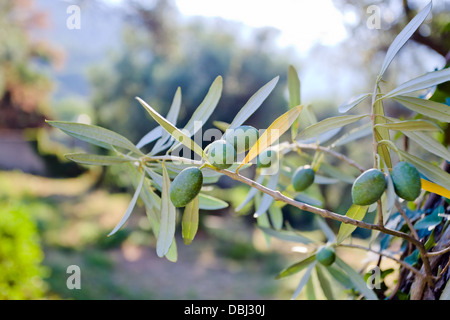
<box><xmin>174</xmin><ymin>0</ymin><xmax>352</xmax><ymax>54</ymax></box>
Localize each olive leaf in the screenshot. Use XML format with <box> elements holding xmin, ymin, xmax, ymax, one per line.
<box><xmin>254</xmin><ymin>171</ymin><xmax>280</xmax><ymax>218</ymax></box>
<box><xmin>335</xmin><ymin>257</ymin><xmax>378</xmax><ymax>300</ymax></box>
<box><xmin>228</xmin><ymin>76</ymin><xmax>279</xmax><ymax>130</ymax></box>
<box><xmin>46</xmin><ymin>120</ymin><xmax>143</xmax><ymax>155</ymax></box>
<box><xmin>276</xmin><ymin>254</ymin><xmax>317</xmax><ymax>279</ymax></box>
<box><xmin>136</xmin><ymin>126</ymin><xmax>163</xmax><ymax>150</ymax></box>
<box><xmin>377</xmin><ymin>1</ymin><xmax>432</xmax><ymax>79</ymax></box>
<box><xmin>291</xmin><ymin>261</ymin><xmax>317</xmax><ymax>300</ymax></box>
<box><xmin>374</xmin><ymin>117</ymin><xmax>441</xmax><ymax>132</ymax></box>
<box><xmin>150</xmin><ymin>87</ymin><xmax>182</xmax><ymax>154</ymax></box>
<box><xmin>259</xmin><ymin>226</ymin><xmax>314</xmax><ymax>245</ymax></box>
<box><xmin>288</xmin><ymin>65</ymin><xmax>302</xmax><ymax>139</ymax></box>
<box><xmin>330</xmin><ymin>122</ymin><xmax>372</xmax><ymax>148</ymax></box>
<box><xmin>268</xmin><ymin>203</ymin><xmax>283</xmax><ymax>230</ymax></box>
<box><xmin>338</xmin><ymin>93</ymin><xmax>371</xmax><ymax>114</ymax></box>
<box><xmin>391</xmin><ymin>95</ymin><xmax>450</xmax><ymax>123</ymax></box>
<box><xmin>108</xmin><ymin>171</ymin><xmax>145</xmax><ymax>237</ymax></box>
<box><xmin>297</xmin><ymin>114</ymin><xmax>369</xmax><ymax>141</ymax></box>
<box><xmin>136</xmin><ymin>97</ymin><xmax>205</xmax><ymax>158</ymax></box>
<box><xmin>374</xmin><ymin>99</ymin><xmax>392</xmax><ymax>168</ymax></box>
<box><xmin>237</xmin><ymin>105</ymin><xmax>303</xmax><ymax>172</ymax></box>
<box><xmin>156</xmin><ymin>163</ymin><xmax>177</xmax><ymax>258</ymax></box>
<box><xmin>336</xmin><ymin>204</ymin><xmax>369</xmax><ymax>244</ymax></box>
<box><xmin>315</xmin><ymin>265</ymin><xmax>334</xmax><ymax>300</ymax></box>
<box><xmin>65</xmin><ymin>153</ymin><xmax>136</xmax><ymax>166</ymax></box>
<box><xmin>198</xmin><ymin>193</ymin><xmax>229</xmax><ymax>210</ymax></box>
<box><xmin>402</xmin><ymin>131</ymin><xmax>450</xmax><ymax>161</ymax></box>
<box><xmin>182</xmin><ymin>196</ymin><xmax>199</xmax><ymax>245</ymax></box>
<box><xmin>235</xmin><ymin>174</ymin><xmax>265</xmax><ymax>212</ymax></box>
<box><xmin>383</xmin><ymin>67</ymin><xmax>450</xmax><ymax>99</ymax></box>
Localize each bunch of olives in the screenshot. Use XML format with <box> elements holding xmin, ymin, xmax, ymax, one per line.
<box><xmin>351</xmin><ymin>161</ymin><xmax>421</xmax><ymax>206</ymax></box>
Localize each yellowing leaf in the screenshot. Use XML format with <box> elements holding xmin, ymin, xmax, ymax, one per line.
<box><xmin>336</xmin><ymin>204</ymin><xmax>369</xmax><ymax>244</ymax></box>
<box><xmin>421</xmin><ymin>179</ymin><xmax>450</xmax><ymax>199</ymax></box>
<box><xmin>236</xmin><ymin>105</ymin><xmax>303</xmax><ymax>172</ymax></box>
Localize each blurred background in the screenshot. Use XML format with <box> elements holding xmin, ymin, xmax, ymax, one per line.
<box><xmin>0</xmin><ymin>0</ymin><xmax>448</xmax><ymax>299</ymax></box>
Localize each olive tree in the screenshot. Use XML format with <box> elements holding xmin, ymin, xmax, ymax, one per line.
<box><xmin>47</xmin><ymin>2</ymin><xmax>450</xmax><ymax>300</ymax></box>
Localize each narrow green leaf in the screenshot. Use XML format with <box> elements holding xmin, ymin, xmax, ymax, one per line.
<box><xmin>183</xmin><ymin>76</ymin><xmax>223</xmax><ymax>135</ymax></box>
<box><xmin>108</xmin><ymin>171</ymin><xmax>145</xmax><ymax>237</ymax></box>
<box><xmin>378</xmin><ymin>1</ymin><xmax>432</xmax><ymax>78</ymax></box>
<box><xmin>414</xmin><ymin>206</ymin><xmax>444</xmax><ymax>231</ymax></box>
<box><xmin>229</xmin><ymin>76</ymin><xmax>279</xmax><ymax>130</ymax></box>
<box><xmin>336</xmin><ymin>204</ymin><xmax>369</xmax><ymax>244</ymax></box>
<box><xmin>375</xmin><ymin>118</ymin><xmax>441</xmax><ymax>132</ymax></box>
<box><xmin>383</xmin><ymin>67</ymin><xmax>450</xmax><ymax>99</ymax></box>
<box><xmin>259</xmin><ymin>227</ymin><xmax>314</xmax><ymax>245</ymax></box>
<box><xmin>268</xmin><ymin>203</ymin><xmax>283</xmax><ymax>230</ymax></box>
<box><xmin>297</xmin><ymin>115</ymin><xmax>369</xmax><ymax>140</ymax></box>
<box><xmin>338</xmin><ymin>93</ymin><xmax>371</xmax><ymax>114</ymax></box>
<box><xmin>392</xmin><ymin>95</ymin><xmax>450</xmax><ymax>122</ymax></box>
<box><xmin>136</xmin><ymin>97</ymin><xmax>204</xmax><ymax>158</ymax></box>
<box><xmin>305</xmin><ymin>276</ymin><xmax>316</xmax><ymax>300</ymax></box>
<box><xmin>46</xmin><ymin>120</ymin><xmax>143</xmax><ymax>155</ymax></box>
<box><xmin>315</xmin><ymin>265</ymin><xmax>334</xmax><ymax>300</ymax></box>
<box><xmin>296</xmin><ymin>127</ymin><xmax>341</xmax><ymax>145</ymax></box>
<box><xmin>156</xmin><ymin>163</ymin><xmax>176</xmax><ymax>257</ymax></box>
<box><xmin>151</xmin><ymin>87</ymin><xmax>182</xmax><ymax>153</ymax></box>
<box><xmin>213</xmin><ymin>120</ymin><xmax>230</xmax><ymax>132</ymax></box>
<box><xmin>198</xmin><ymin>193</ymin><xmax>228</xmax><ymax>210</ymax></box>
<box><xmin>136</xmin><ymin>126</ymin><xmax>163</xmax><ymax>150</ymax></box>
<box><xmin>330</xmin><ymin>122</ymin><xmax>372</xmax><ymax>148</ymax></box>
<box><xmin>288</xmin><ymin>65</ymin><xmax>301</xmax><ymax>108</ymax></box>
<box><xmin>65</xmin><ymin>153</ymin><xmax>135</xmax><ymax>166</ymax></box>
<box><xmin>326</xmin><ymin>265</ymin><xmax>353</xmax><ymax>289</ymax></box>
<box><xmin>182</xmin><ymin>196</ymin><xmax>199</xmax><ymax>245</ymax></box>
<box><xmin>291</xmin><ymin>261</ymin><xmax>317</xmax><ymax>300</ymax></box>
<box><xmin>277</xmin><ymin>254</ymin><xmax>317</xmax><ymax>279</ymax></box>
<box><xmin>254</xmin><ymin>171</ymin><xmax>280</xmax><ymax>218</ymax></box>
<box><xmin>374</xmin><ymin>99</ymin><xmax>392</xmax><ymax>168</ymax></box>
<box><xmin>294</xmin><ymin>193</ymin><xmax>323</xmax><ymax>207</ymax></box>
<box><xmin>403</xmin><ymin>131</ymin><xmax>450</xmax><ymax>161</ymax></box>
<box><xmin>335</xmin><ymin>257</ymin><xmax>378</xmax><ymax>300</ymax></box>
<box><xmin>288</xmin><ymin>66</ymin><xmax>301</xmax><ymax>139</ymax></box>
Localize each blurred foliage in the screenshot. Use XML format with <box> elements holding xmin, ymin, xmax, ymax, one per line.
<box><xmin>0</xmin><ymin>201</ymin><xmax>48</xmax><ymax>299</ymax></box>
<box><xmin>89</xmin><ymin>0</ymin><xmax>289</xmax><ymax>145</ymax></box>
<box><xmin>0</xmin><ymin>0</ymin><xmax>62</xmax><ymax>129</ymax></box>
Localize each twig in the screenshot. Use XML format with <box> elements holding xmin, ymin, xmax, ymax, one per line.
<box><xmin>339</xmin><ymin>243</ymin><xmax>425</xmax><ymax>279</ymax></box>
<box><xmin>395</xmin><ymin>200</ymin><xmax>419</xmax><ymax>241</ymax></box>
<box><xmin>427</xmin><ymin>246</ymin><xmax>450</xmax><ymax>257</ymax></box>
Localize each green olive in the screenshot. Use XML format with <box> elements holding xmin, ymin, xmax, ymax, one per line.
<box><xmin>316</xmin><ymin>246</ymin><xmax>336</xmax><ymax>266</ymax></box>
<box><xmin>205</xmin><ymin>140</ymin><xmax>236</xmax><ymax>170</ymax></box>
<box><xmin>169</xmin><ymin>167</ymin><xmax>203</xmax><ymax>208</ymax></box>
<box><xmin>292</xmin><ymin>165</ymin><xmax>315</xmax><ymax>192</ymax></box>
<box><xmin>223</xmin><ymin>125</ymin><xmax>259</xmax><ymax>153</ymax></box>
<box><xmin>257</xmin><ymin>149</ymin><xmax>278</xmax><ymax>168</ymax></box>
<box><xmin>391</xmin><ymin>162</ymin><xmax>421</xmax><ymax>201</ymax></box>
<box><xmin>351</xmin><ymin>169</ymin><xmax>386</xmax><ymax>206</ymax></box>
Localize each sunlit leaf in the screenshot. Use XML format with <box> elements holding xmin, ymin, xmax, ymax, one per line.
<box><xmin>297</xmin><ymin>115</ymin><xmax>369</xmax><ymax>140</ymax></box>
<box><xmin>377</xmin><ymin>1</ymin><xmax>432</xmax><ymax>79</ymax></box>
<box><xmin>65</xmin><ymin>153</ymin><xmax>135</xmax><ymax>166</ymax></box>
<box><xmin>338</xmin><ymin>93</ymin><xmax>371</xmax><ymax>114</ymax></box>
<box><xmin>288</xmin><ymin>65</ymin><xmax>302</xmax><ymax>138</ymax></box>
<box><xmin>46</xmin><ymin>120</ymin><xmax>143</xmax><ymax>155</ymax></box>
<box><xmin>336</xmin><ymin>204</ymin><xmax>369</xmax><ymax>244</ymax></box>
<box><xmin>421</xmin><ymin>179</ymin><xmax>450</xmax><ymax>199</ymax></box>
<box><xmin>383</xmin><ymin>67</ymin><xmax>450</xmax><ymax>99</ymax></box>
<box><xmin>392</xmin><ymin>95</ymin><xmax>450</xmax><ymax>122</ymax></box>
<box><xmin>229</xmin><ymin>76</ymin><xmax>279</xmax><ymax>130</ymax></box>
<box><xmin>156</xmin><ymin>163</ymin><xmax>176</xmax><ymax>257</ymax></box>
<box><xmin>136</xmin><ymin>126</ymin><xmax>162</xmax><ymax>150</ymax></box>
<box><xmin>374</xmin><ymin>99</ymin><xmax>392</xmax><ymax>168</ymax></box>
<box><xmin>237</xmin><ymin>105</ymin><xmax>303</xmax><ymax>172</ymax></box>
<box><xmin>136</xmin><ymin>97</ymin><xmax>204</xmax><ymax>158</ymax></box>
<box><xmin>182</xmin><ymin>196</ymin><xmax>199</xmax><ymax>245</ymax></box>
<box><xmin>296</xmin><ymin>127</ymin><xmax>341</xmax><ymax>145</ymax></box>
<box><xmin>108</xmin><ymin>171</ymin><xmax>145</xmax><ymax>237</ymax></box>
<box><xmin>276</xmin><ymin>254</ymin><xmax>317</xmax><ymax>279</ymax></box>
